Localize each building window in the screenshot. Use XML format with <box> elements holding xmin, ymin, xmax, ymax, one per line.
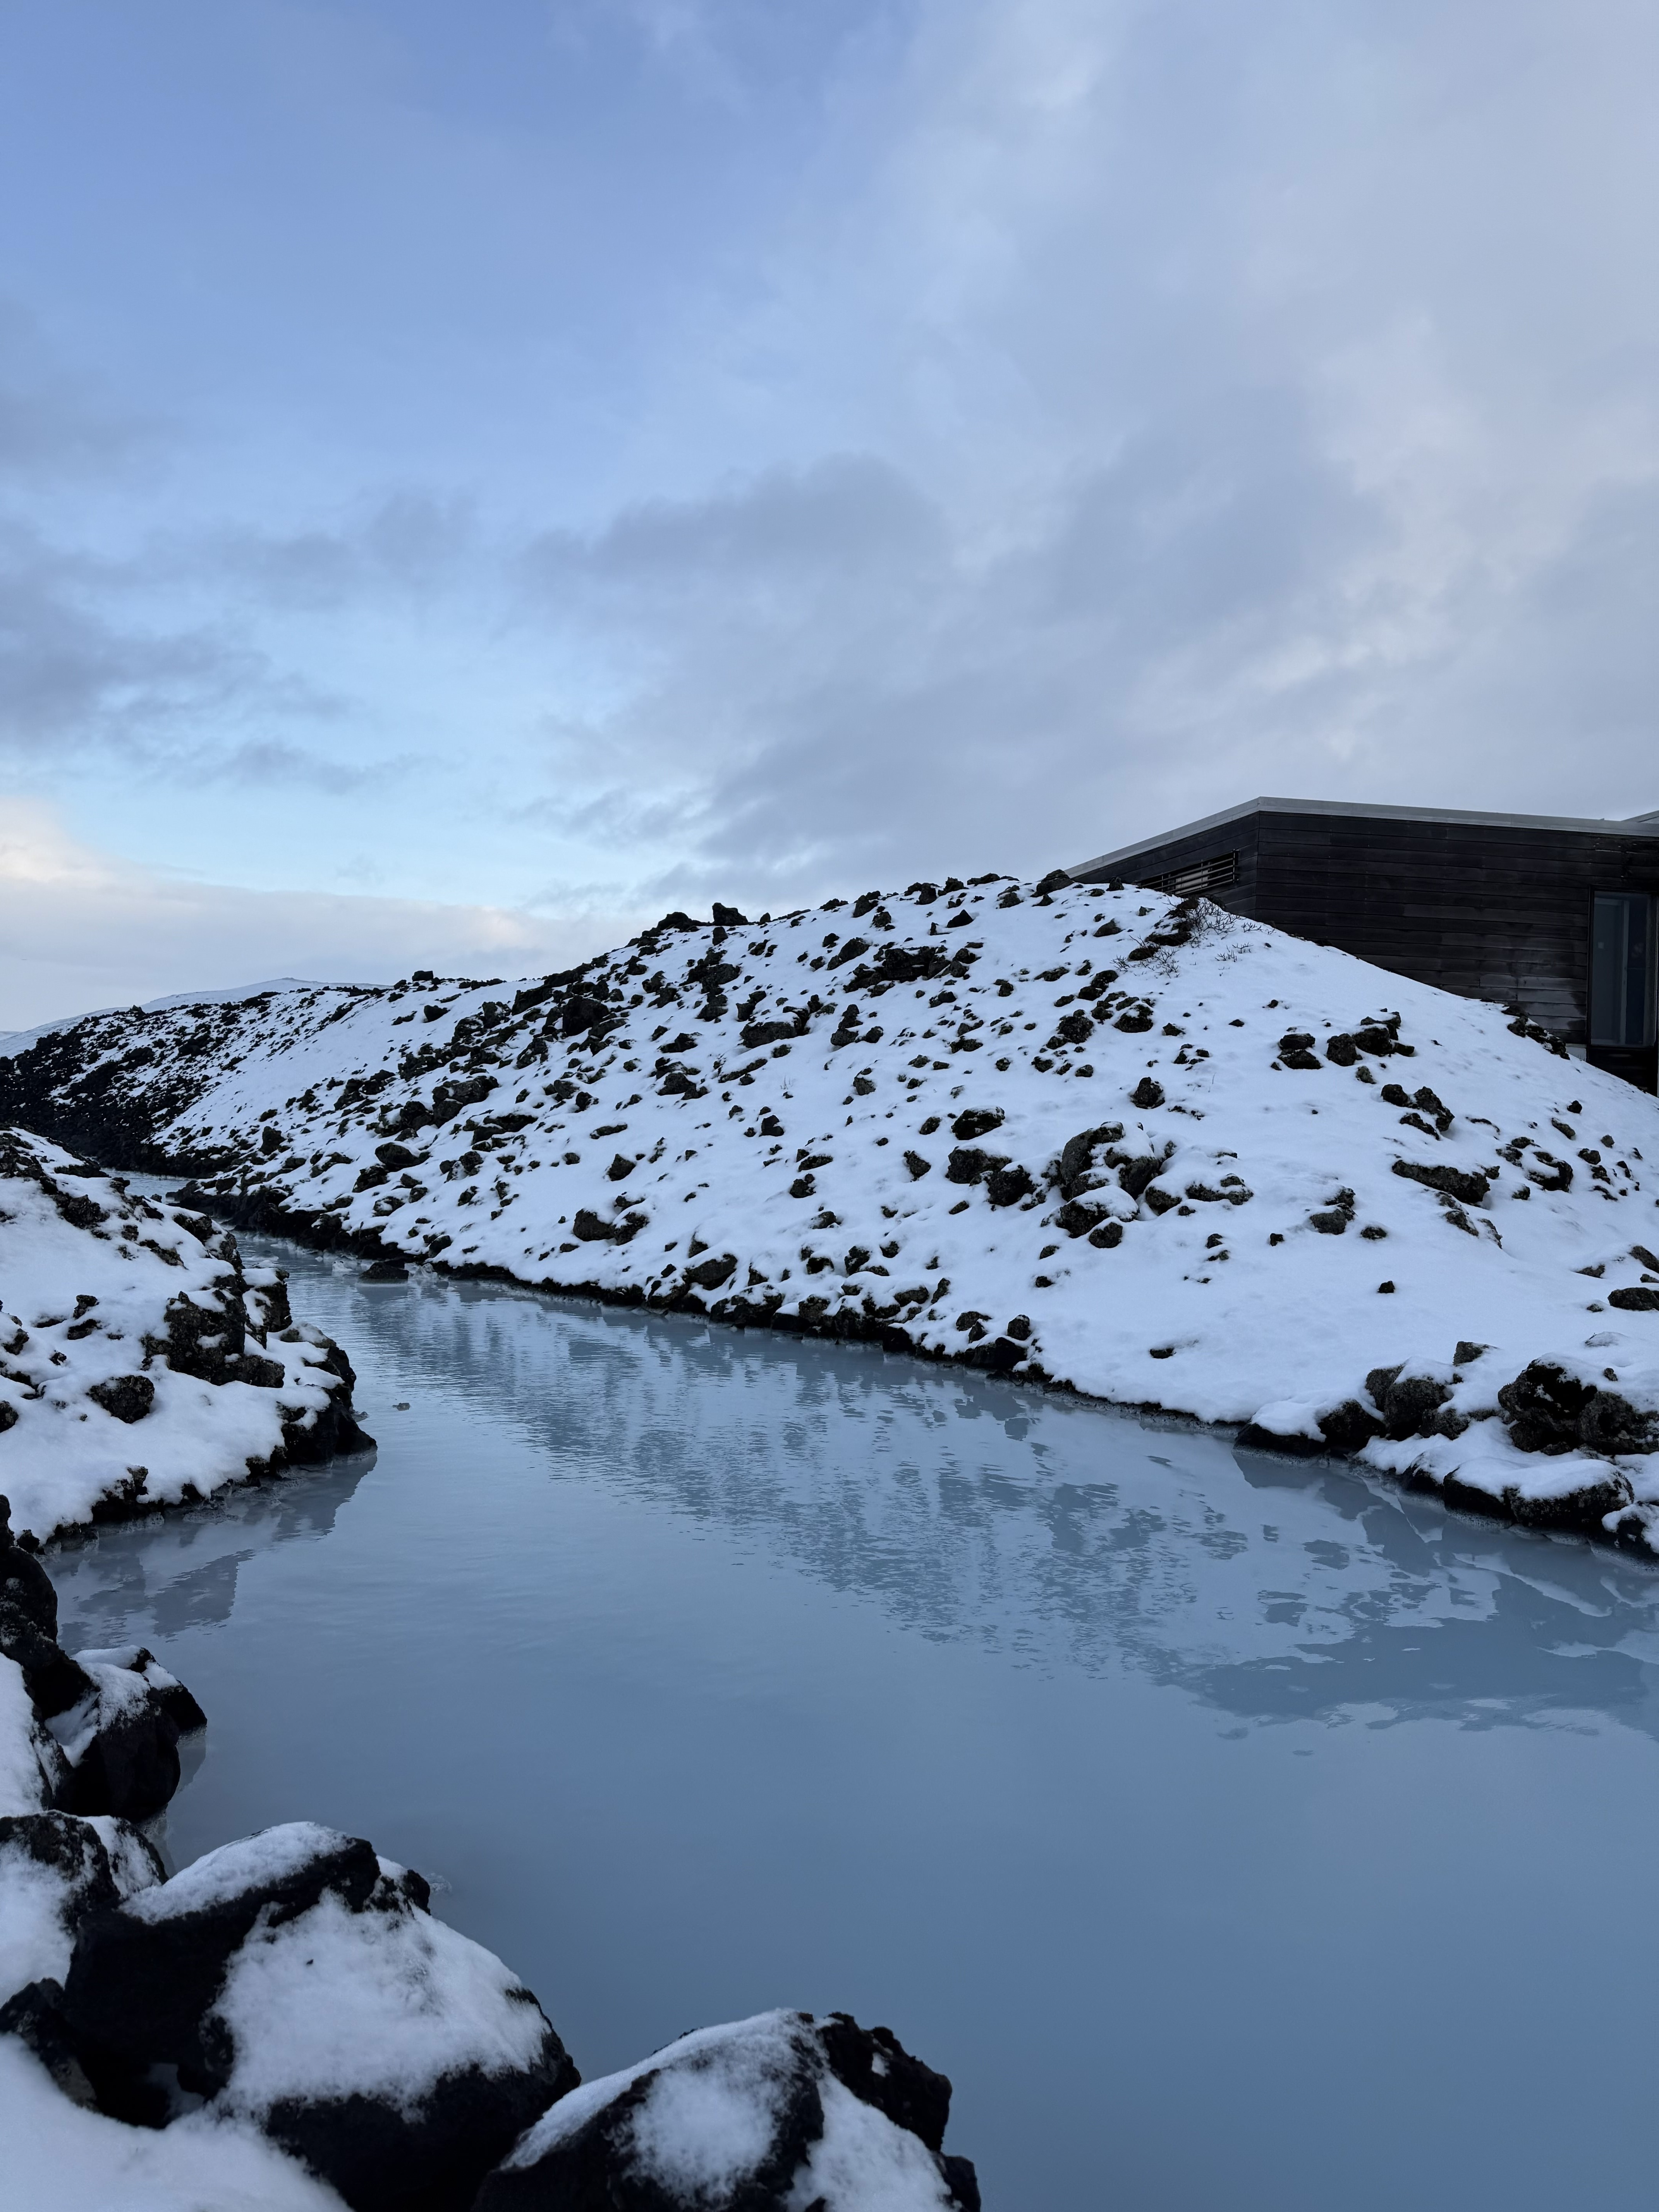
<box><xmin>1590</xmin><ymin>892</ymin><xmax>1656</xmax><ymax>1048</ymax></box>
<box><xmin>1142</xmin><ymin>851</ymin><xmax>1238</xmax><ymax>898</ymax></box>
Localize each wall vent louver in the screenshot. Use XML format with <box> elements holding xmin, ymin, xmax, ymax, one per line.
<box><xmin>1141</xmin><ymin>851</ymin><xmax>1239</xmax><ymax>898</ymax></box>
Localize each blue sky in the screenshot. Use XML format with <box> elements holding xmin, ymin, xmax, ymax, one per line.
<box><xmin>2</xmin><ymin>0</ymin><xmax>1657</xmax><ymax>1022</ymax></box>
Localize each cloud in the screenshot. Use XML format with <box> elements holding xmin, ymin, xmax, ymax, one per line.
<box><xmin>2</xmin><ymin>0</ymin><xmax>1658</xmax><ymax>954</ymax></box>
<box><xmin>0</xmin><ymin>799</ymin><xmax>620</xmax><ymax>1032</ymax></box>
<box><xmin>488</xmin><ymin>0</ymin><xmax>1659</xmax><ymax>897</ymax></box>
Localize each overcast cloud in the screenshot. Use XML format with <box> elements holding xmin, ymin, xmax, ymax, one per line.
<box><xmin>0</xmin><ymin>0</ymin><xmax>1655</xmax><ymax>1024</ymax></box>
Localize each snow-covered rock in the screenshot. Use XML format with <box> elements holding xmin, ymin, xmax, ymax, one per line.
<box><xmin>3</xmin><ymin>1517</ymin><xmax>979</xmax><ymax>2212</ymax></box>
<box><xmin>476</xmin><ymin>2008</ymin><xmax>979</xmax><ymax>2212</ymax></box>
<box><xmin>48</xmin><ymin>1650</ymin><xmax>192</xmax><ymax>1823</ymax></box>
<box><xmin>1</xmin><ymin>1487</ymin><xmax>207</xmax><ymax>1820</ymax></box>
<box><xmin>0</xmin><ymin>1520</ymin><xmax>338</xmax><ymax>2204</ymax></box>
<box><xmin>62</xmin><ymin>1820</ymin><xmax>577</xmax><ymax>2205</ymax></box>
<box><xmin>0</xmin><ymin>1812</ymin><xmax>161</xmax><ymax>2011</ymax></box>
<box><xmin>1</xmin><ymin>1537</ymin><xmax>577</xmax><ymax>2212</ymax></box>
<box><xmin>8</xmin><ymin>868</ymin><xmax>1656</xmax><ymax>1542</ymax></box>
<box><xmin>0</xmin><ymin>1126</ymin><xmax>370</xmax><ymax>1539</ymax></box>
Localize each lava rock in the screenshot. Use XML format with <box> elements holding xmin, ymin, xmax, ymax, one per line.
<box><xmin>64</xmin><ymin>1821</ymin><xmax>577</xmax><ymax>2206</ymax></box>
<box><xmin>62</xmin><ymin>1824</ymin><xmax>386</xmax><ymax>2102</ymax></box>
<box><xmin>950</xmin><ymin>1108</ymin><xmax>1005</xmax><ymax>1142</ymax></box>
<box><xmin>73</xmin><ymin>1644</ymin><xmax>207</xmax><ymax>1737</ymax></box>
<box><xmin>1609</xmin><ymin>1286</ymin><xmax>1659</xmax><ymax>1312</ymax></box>
<box><xmin>1115</xmin><ymin>1155</ymin><xmax>1165</xmax><ymax>1200</ymax></box>
<box><xmin>0</xmin><ymin>1977</ymin><xmax>100</xmax><ymax>2106</ymax></box>
<box><xmin>1507</xmin><ymin>1468</ymin><xmax>1635</xmax><ymax>1532</ymax></box>
<box><xmin>740</xmin><ymin>1019</ymin><xmax>796</xmax><ymax>1050</ymax></box>
<box><xmin>52</xmin><ymin>1659</ymin><xmax>186</xmax><ymax>1822</ymax></box>
<box><xmin>362</xmin><ymin>1259</ymin><xmax>410</xmax><ymax>1282</ymax></box>
<box><xmin>0</xmin><ymin>1493</ymin><xmax>61</xmax><ymax>1649</ymax></box>
<box><xmin>0</xmin><ymin>1496</ymin><xmax>95</xmax><ymax>1720</ymax></box>
<box><xmin>962</xmin><ymin>1336</ymin><xmax>1024</xmax><ymax>1374</ymax></box>
<box><xmin>1053</xmin><ymin>1124</ymin><xmax>1122</xmax><ymax>1198</ymax></box>
<box><xmin>1391</xmin><ymin>1159</ymin><xmax>1490</xmax><ymax>1206</ymax></box>
<box><xmin>571</xmin><ymin>1209</ymin><xmax>621</xmax><ymax>1242</ymax></box>
<box><xmin>0</xmin><ymin>1811</ymin><xmax>122</xmax><ymax>1962</ymax></box>
<box><xmin>946</xmin><ymin>1147</ymin><xmax>1003</xmax><ymax>1187</ymax></box>
<box><xmin>474</xmin><ymin>2009</ymin><xmax>977</xmax><ymax>2212</ymax></box>
<box><xmin>984</xmin><ymin>1163</ymin><xmax>1034</xmax><ymax>1209</ymax></box>
<box><xmin>1497</xmin><ymin>1361</ymin><xmax>1658</xmax><ymax>1456</ymax></box>
<box><xmin>1317</xmin><ymin>1400</ymin><xmax>1384</xmax><ymax>1453</ymax></box>
<box><xmin>1055</xmin><ymin>1198</ymin><xmax>1111</xmax><ymax>1238</ymax></box>
<box><xmin>1364</xmin><ymin>1364</ymin><xmax>1452</xmax><ymax>1440</ymax></box>
<box><xmin>223</xmin><ymin>1897</ymin><xmax>574</xmax><ymax>2212</ymax></box>
<box><xmin>1130</xmin><ymin>1077</ymin><xmax>1164</xmax><ymax>1109</ymax></box>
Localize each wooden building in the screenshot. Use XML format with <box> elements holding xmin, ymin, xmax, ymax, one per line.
<box><xmin>1068</xmin><ymin>798</ymin><xmax>1659</xmax><ymax>1092</ymax></box>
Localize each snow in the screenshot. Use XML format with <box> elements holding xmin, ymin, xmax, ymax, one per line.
<box><xmin>613</xmin><ymin>2013</ymin><xmax>798</xmax><ymax>2194</ymax></box>
<box><xmin>0</xmin><ymin>2040</ymin><xmax>347</xmax><ymax>2212</ymax></box>
<box><xmin>45</xmin><ymin>1657</ymin><xmax>153</xmax><ymax>1767</ymax></box>
<box><xmin>785</xmin><ymin>2075</ymin><xmax>962</xmax><ymax>2212</ymax></box>
<box><xmin>0</xmin><ymin>1652</ymin><xmax>63</xmax><ymax>1816</ymax></box>
<box><xmin>500</xmin><ymin>2011</ymin><xmax>965</xmax><ymax>2210</ymax></box>
<box><xmin>81</xmin><ymin>1812</ymin><xmax>166</xmax><ymax>1903</ymax></box>
<box><xmin>0</xmin><ymin>981</ymin><xmax>326</xmax><ymax>1063</ymax></box>
<box><xmin>213</xmin><ymin>1887</ymin><xmax>555</xmax><ymax>2119</ymax></box>
<box><xmin>0</xmin><ymin>1836</ymin><xmax>79</xmax><ymax>1994</ymax></box>
<box><xmin>502</xmin><ymin>2012</ymin><xmax>816</xmax><ymax>2176</ymax></box>
<box><xmin>16</xmin><ymin>872</ymin><xmax>1653</xmax><ymax>1540</ymax></box>
<box><xmin>0</xmin><ymin>1127</ymin><xmax>359</xmax><ymax>1539</ymax></box>
<box><xmin>124</xmin><ymin>1821</ymin><xmax>350</xmax><ymax>1924</ymax></box>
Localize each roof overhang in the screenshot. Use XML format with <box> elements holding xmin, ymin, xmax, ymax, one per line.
<box><xmin>1068</xmin><ymin>795</ymin><xmax>1659</xmax><ymax>880</ymax></box>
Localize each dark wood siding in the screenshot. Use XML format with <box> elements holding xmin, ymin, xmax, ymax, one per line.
<box><xmin>1072</xmin><ymin>813</ymin><xmax>1262</xmax><ymax>920</ymax></box>
<box><xmin>1072</xmin><ymin>806</ymin><xmax>1659</xmax><ymax>1092</ymax></box>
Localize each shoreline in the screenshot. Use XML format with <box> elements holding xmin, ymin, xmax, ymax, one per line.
<box><xmin>92</xmin><ymin>1164</ymin><xmax>1659</xmax><ymax>1566</ymax></box>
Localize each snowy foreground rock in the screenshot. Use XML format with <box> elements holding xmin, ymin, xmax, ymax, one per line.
<box><xmin>1</xmin><ymin>1516</ymin><xmax>980</xmax><ymax>2210</ymax></box>
<box><xmin>5</xmin><ymin>871</ymin><xmax>1659</xmax><ymax>1545</ymax></box>
<box><xmin>0</xmin><ymin>1126</ymin><xmax>370</xmax><ymax>1540</ymax></box>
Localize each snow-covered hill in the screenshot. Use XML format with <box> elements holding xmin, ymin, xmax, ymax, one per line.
<box><xmin>0</xmin><ymin>1128</ymin><xmax>368</xmax><ymax>1540</ymax></box>
<box><xmin>3</xmin><ymin>872</ymin><xmax>1657</xmax><ymax>1545</ymax></box>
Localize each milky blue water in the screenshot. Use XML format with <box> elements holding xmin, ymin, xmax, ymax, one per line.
<box><xmin>46</xmin><ymin>1242</ymin><xmax>1659</xmax><ymax>2210</ymax></box>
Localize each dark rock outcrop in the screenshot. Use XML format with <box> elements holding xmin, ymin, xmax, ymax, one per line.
<box><xmin>1365</xmin><ymin>1364</ymin><xmax>1454</xmax><ymax>1440</ymax></box>
<box><xmin>86</xmin><ymin>1374</ymin><xmax>155</xmax><ymax>1424</ymax></box>
<box><xmin>473</xmin><ymin>2009</ymin><xmax>978</xmax><ymax>2212</ymax></box>
<box><xmin>1391</xmin><ymin>1159</ymin><xmax>1490</xmax><ymax>1207</ymax></box>
<box><xmin>1497</xmin><ymin>1362</ymin><xmax>1659</xmax><ymax>1457</ymax></box>
<box><xmin>62</xmin><ymin>1819</ymin><xmax>579</xmax><ymax>2203</ymax></box>
<box><xmin>52</xmin><ymin>1661</ymin><xmax>186</xmax><ymax>1823</ymax></box>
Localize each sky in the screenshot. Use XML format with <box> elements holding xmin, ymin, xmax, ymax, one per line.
<box><xmin>2</xmin><ymin>0</ymin><xmax>1657</xmax><ymax>1027</ymax></box>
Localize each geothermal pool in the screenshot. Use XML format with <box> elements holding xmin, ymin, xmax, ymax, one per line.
<box><xmin>47</xmin><ymin>1241</ymin><xmax>1659</xmax><ymax>2209</ymax></box>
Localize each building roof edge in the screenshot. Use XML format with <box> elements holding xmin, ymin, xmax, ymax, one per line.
<box><xmin>1067</xmin><ymin>795</ymin><xmax>1659</xmax><ymax>878</ymax></box>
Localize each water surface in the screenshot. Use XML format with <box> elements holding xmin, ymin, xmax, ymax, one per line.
<box><xmin>49</xmin><ymin>1243</ymin><xmax>1659</xmax><ymax>2210</ymax></box>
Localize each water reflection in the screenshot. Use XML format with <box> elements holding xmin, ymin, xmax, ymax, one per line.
<box><xmin>333</xmin><ymin>1260</ymin><xmax>1659</xmax><ymax>1733</ymax></box>
<box><xmin>53</xmin><ymin>1449</ymin><xmax>373</xmax><ymax>1645</ymax></box>
<box><xmin>57</xmin><ymin>1240</ymin><xmax>1659</xmax><ymax>1750</ymax></box>
<box><xmin>45</xmin><ymin>1233</ymin><xmax>1659</xmax><ymax>2212</ymax></box>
